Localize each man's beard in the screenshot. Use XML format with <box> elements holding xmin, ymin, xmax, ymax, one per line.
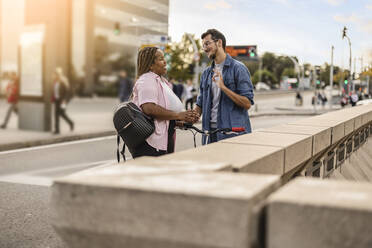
<box><xmin>207</xmin><ymin>49</ymin><xmax>216</xmax><ymax>60</ymax></box>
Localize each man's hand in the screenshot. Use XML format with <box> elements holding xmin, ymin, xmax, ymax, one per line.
<box><xmin>212</xmin><ymin>69</ymin><xmax>226</xmax><ymax>90</ymax></box>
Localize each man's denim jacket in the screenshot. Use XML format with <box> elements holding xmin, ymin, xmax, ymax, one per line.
<box><xmin>196</xmin><ymin>54</ymin><xmax>254</xmax><ymax>144</ymax></box>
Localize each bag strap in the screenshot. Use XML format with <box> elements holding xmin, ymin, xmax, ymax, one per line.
<box><xmin>116</xmin><ymin>134</ymin><xmax>126</xmax><ymax>163</ymax></box>
<box><xmin>127</xmin><ymin>102</ymin><xmax>153</xmax><ymax>122</ymax></box>
<box><xmin>121</xmin><ymin>143</ymin><xmax>126</xmax><ymax>162</ymax></box>
<box><xmin>116</xmin><ymin>134</ymin><xmax>121</xmax><ymax>163</ymax></box>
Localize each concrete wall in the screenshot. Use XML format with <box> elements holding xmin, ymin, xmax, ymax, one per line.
<box><xmin>51</xmin><ymin>104</ymin><xmax>372</xmax><ymax>248</ymax></box>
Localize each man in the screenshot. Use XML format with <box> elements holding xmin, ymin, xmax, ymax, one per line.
<box><xmin>118</xmin><ymin>70</ymin><xmax>133</xmax><ymax>102</ymax></box>
<box><xmin>194</xmin><ymin>29</ymin><xmax>254</xmax><ymax>144</ymax></box>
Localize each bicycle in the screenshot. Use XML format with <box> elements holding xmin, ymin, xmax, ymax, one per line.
<box><xmin>176</xmin><ymin>122</ymin><xmax>246</xmax><ymax>148</ymax></box>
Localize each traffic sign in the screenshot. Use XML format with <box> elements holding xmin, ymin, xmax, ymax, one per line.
<box><xmin>226</xmin><ymin>45</ymin><xmax>257</xmax><ymax>60</ymax></box>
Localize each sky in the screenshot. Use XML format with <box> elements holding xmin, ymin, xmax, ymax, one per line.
<box><xmin>169</xmin><ymin>0</ymin><xmax>372</xmax><ymax>71</ymax></box>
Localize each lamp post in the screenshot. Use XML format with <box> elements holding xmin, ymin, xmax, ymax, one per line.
<box><xmin>342</xmin><ymin>26</ymin><xmax>352</xmax><ymax>94</ymax></box>
<box><xmin>330</xmin><ymin>45</ymin><xmax>334</xmax><ymax>109</ymax></box>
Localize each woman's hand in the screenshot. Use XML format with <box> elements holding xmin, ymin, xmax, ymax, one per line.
<box><xmin>177</xmin><ymin>110</ymin><xmax>199</xmax><ymax>123</ymax></box>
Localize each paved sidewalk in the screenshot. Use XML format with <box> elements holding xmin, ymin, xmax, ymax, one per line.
<box><xmin>0</xmin><ymin>97</ymin><xmax>116</xmax><ymax>151</ymax></box>
<box><xmin>0</xmin><ymin>92</ymin><xmax>341</xmax><ymax>152</ymax></box>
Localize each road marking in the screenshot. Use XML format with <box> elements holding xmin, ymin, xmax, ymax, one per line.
<box><xmin>0</xmin><ymin>135</ymin><xmax>117</xmax><ymax>155</ymax></box>
<box><xmin>0</xmin><ymin>159</ymin><xmax>131</xmax><ymax>187</ymax></box>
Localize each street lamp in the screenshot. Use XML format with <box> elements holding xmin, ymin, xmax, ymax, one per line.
<box><xmin>342</xmin><ymin>26</ymin><xmax>352</xmax><ymax>93</ymax></box>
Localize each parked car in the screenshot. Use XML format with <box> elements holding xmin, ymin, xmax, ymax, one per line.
<box><xmin>255</xmin><ymin>82</ymin><xmax>271</xmax><ymax>91</ymax></box>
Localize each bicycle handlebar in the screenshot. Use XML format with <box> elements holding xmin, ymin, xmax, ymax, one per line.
<box><xmin>180</xmin><ymin>123</ymin><xmax>245</xmax><ymax>135</ymax></box>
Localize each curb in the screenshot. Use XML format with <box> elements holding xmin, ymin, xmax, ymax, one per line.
<box><xmin>0</xmin><ymin>111</ymin><xmax>329</xmax><ymax>152</ymax></box>
<box><xmin>250</xmin><ymin>112</ymin><xmax>321</xmax><ymax>118</ymax></box>
<box><xmin>0</xmin><ymin>130</ymin><xmax>116</xmax><ymax>152</ymax></box>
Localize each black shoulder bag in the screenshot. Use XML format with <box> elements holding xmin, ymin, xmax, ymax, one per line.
<box><xmin>113</xmin><ymin>102</ymin><xmax>155</xmax><ymax>162</ymax></box>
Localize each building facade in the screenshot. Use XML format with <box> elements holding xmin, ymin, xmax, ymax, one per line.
<box><xmin>0</xmin><ymin>0</ymin><xmax>169</xmax><ymax>95</ymax></box>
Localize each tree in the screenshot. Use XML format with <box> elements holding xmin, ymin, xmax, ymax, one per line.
<box><xmin>252</xmin><ymin>69</ymin><xmax>277</xmax><ymax>85</ymax></box>
<box><xmin>167</xmin><ymin>34</ymin><xmax>203</xmax><ymax>82</ymax></box>
<box><xmin>281</xmin><ymin>68</ymin><xmax>296</xmax><ymax>79</ymax></box>
<box><xmin>243</xmin><ymin>61</ymin><xmax>259</xmax><ymax>78</ymax></box>
<box><xmin>259</xmin><ymin>52</ymin><xmax>296</xmax><ymax>85</ymax></box>
<box><xmin>334</xmin><ymin>70</ymin><xmax>349</xmax><ymax>84</ymax></box>
<box><xmin>261</xmin><ymin>52</ymin><xmax>276</xmax><ymax>73</ymax></box>
<box><xmin>274</xmin><ymin>56</ymin><xmax>296</xmax><ymax>82</ymax></box>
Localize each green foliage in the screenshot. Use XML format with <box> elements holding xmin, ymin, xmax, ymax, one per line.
<box><xmin>260</xmin><ymin>52</ymin><xmax>296</xmax><ymax>85</ymax></box>
<box><xmin>242</xmin><ymin>61</ymin><xmax>259</xmax><ymax>78</ymax></box>
<box><xmin>281</xmin><ymin>68</ymin><xmax>296</xmax><ymax>79</ymax></box>
<box><xmin>334</xmin><ymin>70</ymin><xmax>349</xmax><ymax>84</ymax></box>
<box><xmin>252</xmin><ymin>69</ymin><xmax>277</xmax><ymax>85</ymax></box>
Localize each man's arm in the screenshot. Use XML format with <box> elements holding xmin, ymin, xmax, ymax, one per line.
<box><xmin>213</xmin><ymin>70</ymin><xmax>251</xmax><ymax>110</ymax></box>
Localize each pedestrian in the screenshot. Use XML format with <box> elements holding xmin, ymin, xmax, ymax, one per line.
<box><xmin>295</xmin><ymin>90</ymin><xmax>303</xmax><ymax>106</ymax></box>
<box><xmin>185</xmin><ymin>79</ymin><xmax>196</xmax><ymax>110</ymax></box>
<box><xmin>1</xmin><ymin>72</ymin><xmax>19</xmax><ymax>129</ymax></box>
<box><xmin>193</xmin><ymin>29</ymin><xmax>254</xmax><ymax>144</ymax></box>
<box><xmin>320</xmin><ymin>90</ymin><xmax>327</xmax><ymax>107</ymax></box>
<box><xmin>118</xmin><ymin>69</ymin><xmax>133</xmax><ymax>102</ymax></box>
<box><xmin>130</xmin><ymin>46</ymin><xmax>198</xmax><ymax>158</ymax></box>
<box><xmin>52</xmin><ymin>67</ymin><xmax>74</xmax><ymax>134</ymax></box>
<box><xmin>169</xmin><ymin>78</ymin><xmax>184</xmax><ymax>101</ymax></box>
<box><xmin>350</xmin><ymin>91</ymin><xmax>358</xmax><ymax>107</ymax></box>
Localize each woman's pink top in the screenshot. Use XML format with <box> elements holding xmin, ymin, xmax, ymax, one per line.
<box><xmin>132</xmin><ymin>71</ymin><xmax>172</xmax><ymax>151</ymax></box>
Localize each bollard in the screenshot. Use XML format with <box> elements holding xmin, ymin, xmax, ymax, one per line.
<box><xmin>365</xmin><ymin>127</ymin><xmax>369</xmax><ymax>139</ymax></box>
<box><xmin>323</xmin><ymin>151</ymin><xmax>335</xmax><ymax>178</ymax></box>
<box><xmin>305</xmin><ymin>160</ymin><xmax>322</xmax><ymax>178</ymax></box>
<box><xmin>346</xmin><ymin>138</ymin><xmax>353</xmax><ymax>158</ymax></box>
<box><xmin>336</xmin><ymin>143</ymin><xmax>345</xmax><ymax>169</ymax></box>
<box><xmin>359</xmin><ymin>130</ymin><xmax>365</xmax><ymax>145</ymax></box>
<box><xmin>354</xmin><ymin>132</ymin><xmax>360</xmax><ymax>150</ymax></box>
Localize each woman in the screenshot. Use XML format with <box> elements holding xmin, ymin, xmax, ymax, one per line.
<box><xmin>52</xmin><ymin>67</ymin><xmax>74</xmax><ymax>134</ymax></box>
<box><xmin>130</xmin><ymin>47</ymin><xmax>198</xmax><ymax>158</ymax></box>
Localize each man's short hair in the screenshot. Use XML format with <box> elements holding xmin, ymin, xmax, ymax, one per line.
<box><xmin>201</xmin><ymin>29</ymin><xmax>226</xmax><ymax>50</ymax></box>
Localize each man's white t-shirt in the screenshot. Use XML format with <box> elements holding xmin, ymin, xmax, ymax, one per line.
<box><xmin>210</xmin><ymin>61</ymin><xmax>224</xmax><ymax>123</ymax></box>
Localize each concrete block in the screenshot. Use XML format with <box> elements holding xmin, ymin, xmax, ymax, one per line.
<box><xmin>289</xmin><ymin>117</ymin><xmax>344</xmax><ymax>144</ymax></box>
<box><xmin>221</xmin><ymin>132</ymin><xmax>312</xmax><ymax>173</ymax></box>
<box><xmin>51</xmin><ymin>170</ymin><xmax>281</xmax><ymax>248</ymax></box>
<box><xmin>354</xmin><ymin>115</ymin><xmax>362</xmax><ymax>129</ymax></box>
<box><xmin>133</xmin><ymin>142</ymin><xmax>285</xmax><ymax>175</ymax></box>
<box><xmin>344</xmin><ymin>119</ymin><xmax>355</xmax><ymax>135</ymax></box>
<box><xmin>124</xmin><ymin>153</ymin><xmax>233</xmax><ymax>172</ymax></box>
<box><xmin>258</xmin><ymin>124</ymin><xmax>331</xmax><ymax>156</ymax></box>
<box><xmin>267</xmin><ymin>178</ymin><xmax>372</xmax><ymax>248</ymax></box>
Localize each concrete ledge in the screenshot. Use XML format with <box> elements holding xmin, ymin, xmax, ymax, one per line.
<box><xmin>221</xmin><ymin>132</ymin><xmax>312</xmax><ymax>173</ymax></box>
<box><xmin>257</xmin><ymin>124</ymin><xmax>331</xmax><ymax>156</ymax></box>
<box><xmin>51</xmin><ymin>169</ymin><xmax>281</xmax><ymax>248</ymax></box>
<box><xmin>267</xmin><ymin>178</ymin><xmax>372</xmax><ymax>248</ymax></box>
<box><xmin>289</xmin><ymin>117</ymin><xmax>345</xmax><ymax>144</ymax></box>
<box><xmin>126</xmin><ymin>143</ymin><xmax>285</xmax><ymax>175</ymax></box>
